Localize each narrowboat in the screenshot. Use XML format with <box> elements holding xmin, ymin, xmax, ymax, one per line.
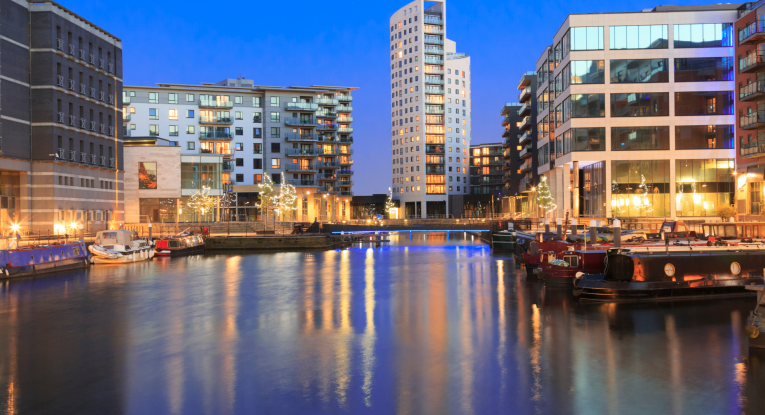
<box><xmin>491</xmin><ymin>230</ymin><xmax>516</xmax><ymax>251</ymax></box>
<box><xmin>573</xmin><ymin>245</ymin><xmax>765</xmax><ymax>301</ymax></box>
<box><xmin>154</xmin><ymin>234</ymin><xmax>205</xmax><ymax>256</ymax></box>
<box><xmin>89</xmin><ymin>230</ymin><xmax>154</xmax><ymax>264</ymax></box>
<box><xmin>538</xmin><ymin>248</ymin><xmax>608</xmax><ymax>289</ymax></box>
<box><xmin>701</xmin><ymin>221</ymin><xmax>765</xmax><ymax>244</ymax></box>
<box><xmin>0</xmin><ymin>236</ymin><xmax>89</xmax><ymax>278</ymax></box>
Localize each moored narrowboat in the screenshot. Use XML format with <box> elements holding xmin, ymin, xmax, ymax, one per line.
<box><xmin>538</xmin><ymin>249</ymin><xmax>608</xmax><ymax>289</ymax></box>
<box><xmin>0</xmin><ymin>236</ymin><xmax>89</xmax><ymax>278</ymax></box>
<box><xmin>154</xmin><ymin>234</ymin><xmax>205</xmax><ymax>256</ymax></box>
<box><xmin>573</xmin><ymin>245</ymin><xmax>765</xmax><ymax>301</ymax></box>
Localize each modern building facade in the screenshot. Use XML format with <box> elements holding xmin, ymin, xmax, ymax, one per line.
<box><xmin>469</xmin><ymin>142</ymin><xmax>504</xmax><ymax>195</ymax></box>
<box><xmin>735</xmin><ymin>2</ymin><xmax>765</xmax><ymax>218</ymax></box>
<box><xmin>0</xmin><ymin>0</ymin><xmax>123</xmax><ymax>235</ymax></box>
<box><xmin>124</xmin><ymin>79</ymin><xmax>357</xmax><ymax>222</ymax></box>
<box><xmin>536</xmin><ymin>4</ymin><xmax>738</xmax><ymax>219</ymax></box>
<box><xmin>390</xmin><ymin>0</ymin><xmax>472</xmax><ymax>218</ymax></box>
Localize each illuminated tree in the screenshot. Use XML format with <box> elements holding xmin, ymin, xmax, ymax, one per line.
<box><xmin>276</xmin><ymin>172</ymin><xmax>298</xmax><ymax>221</ymax></box>
<box><xmin>385</xmin><ymin>187</ymin><xmax>396</xmax><ymax>218</ymax></box>
<box><xmin>255</xmin><ymin>174</ymin><xmax>278</xmax><ymax>223</ymax></box>
<box><xmin>187</xmin><ymin>186</ymin><xmax>217</xmax><ymax>224</ymax></box>
<box><xmin>536</xmin><ymin>176</ymin><xmax>556</xmax><ymax>217</ymax></box>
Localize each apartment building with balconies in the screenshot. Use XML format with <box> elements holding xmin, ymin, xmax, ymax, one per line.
<box><xmin>0</xmin><ymin>0</ymin><xmax>123</xmax><ymax>234</ymax></box>
<box><xmin>390</xmin><ymin>0</ymin><xmax>472</xmax><ymax>218</ymax></box>
<box><xmin>535</xmin><ymin>4</ymin><xmax>739</xmax><ymax>220</ymax></box>
<box><xmin>735</xmin><ymin>1</ymin><xmax>765</xmax><ymax>218</ymax></box>
<box><xmin>125</xmin><ymin>78</ymin><xmax>356</xmax><ymax>222</ymax></box>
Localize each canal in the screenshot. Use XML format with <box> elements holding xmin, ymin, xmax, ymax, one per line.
<box><xmin>0</xmin><ymin>232</ymin><xmax>763</xmax><ymax>414</ymax></box>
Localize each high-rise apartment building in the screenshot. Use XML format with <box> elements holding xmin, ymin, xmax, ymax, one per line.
<box><xmin>469</xmin><ymin>143</ymin><xmax>505</xmax><ymax>195</ymax></box>
<box><xmin>735</xmin><ymin>2</ymin><xmax>765</xmax><ymax>218</ymax></box>
<box><xmin>124</xmin><ymin>79</ymin><xmax>356</xmax><ymax>222</ymax></box>
<box><xmin>536</xmin><ymin>4</ymin><xmax>738</xmax><ymax>219</ymax></box>
<box><xmin>390</xmin><ymin>0</ymin><xmax>472</xmax><ymax>218</ymax></box>
<box><xmin>0</xmin><ymin>1</ymin><xmax>123</xmax><ymax>234</ymax></box>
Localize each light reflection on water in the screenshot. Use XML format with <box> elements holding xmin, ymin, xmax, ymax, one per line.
<box><xmin>0</xmin><ymin>231</ymin><xmax>763</xmax><ymax>414</ymax></box>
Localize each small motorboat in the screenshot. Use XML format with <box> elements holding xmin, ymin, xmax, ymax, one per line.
<box><xmin>89</xmin><ymin>230</ymin><xmax>154</xmax><ymax>264</ymax></box>
<box><xmin>154</xmin><ymin>234</ymin><xmax>205</xmax><ymax>256</ymax></box>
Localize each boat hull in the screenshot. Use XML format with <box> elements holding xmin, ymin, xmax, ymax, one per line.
<box><xmin>155</xmin><ymin>245</ymin><xmax>206</xmax><ymax>257</ymax></box>
<box><xmin>90</xmin><ymin>247</ymin><xmax>154</xmax><ymax>264</ymax></box>
<box><xmin>0</xmin><ymin>242</ymin><xmax>89</xmax><ymax>279</ymax></box>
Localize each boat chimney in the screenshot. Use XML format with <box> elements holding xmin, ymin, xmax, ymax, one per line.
<box><xmin>556</xmin><ymin>218</ymin><xmax>562</xmax><ymax>238</ymax></box>
<box><xmin>571</xmin><ymin>218</ymin><xmax>578</xmax><ymax>236</ymax></box>
<box><xmin>590</xmin><ymin>220</ymin><xmax>597</xmax><ymax>243</ymax></box>
<box><xmin>613</xmin><ymin>219</ymin><xmax>622</xmax><ymax>248</ymax></box>
<box><xmin>729</xmin><ymin>217</ymin><xmax>735</xmax><ymax>223</ymax></box>
<box><xmin>544</xmin><ymin>219</ymin><xmax>550</xmax><ymax>233</ymax></box>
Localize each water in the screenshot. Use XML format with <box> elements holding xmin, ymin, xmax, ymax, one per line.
<box><xmin>0</xmin><ymin>232</ymin><xmax>763</xmax><ymax>415</ymax></box>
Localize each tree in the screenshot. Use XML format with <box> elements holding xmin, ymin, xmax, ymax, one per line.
<box><xmin>276</xmin><ymin>172</ymin><xmax>298</xmax><ymax>221</ymax></box>
<box><xmin>187</xmin><ymin>186</ymin><xmax>217</xmax><ymax>224</ymax></box>
<box><xmin>385</xmin><ymin>187</ymin><xmax>396</xmax><ymax>218</ymax></box>
<box><xmin>255</xmin><ymin>174</ymin><xmax>278</xmax><ymax>223</ymax></box>
<box><xmin>717</xmin><ymin>205</ymin><xmax>737</xmax><ymax>221</ymax></box>
<box><xmin>536</xmin><ymin>176</ymin><xmax>557</xmax><ymax>217</ymax></box>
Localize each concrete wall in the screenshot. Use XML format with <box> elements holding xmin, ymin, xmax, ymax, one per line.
<box><xmin>123</xmin><ymin>145</ymin><xmax>182</xmax><ymax>223</ymax></box>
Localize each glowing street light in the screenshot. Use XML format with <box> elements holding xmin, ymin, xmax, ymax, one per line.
<box><xmin>10</xmin><ymin>223</ymin><xmax>20</xmax><ymax>233</ymax></box>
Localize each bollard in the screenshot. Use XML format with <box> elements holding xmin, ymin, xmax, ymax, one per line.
<box><xmin>613</xmin><ymin>218</ymin><xmax>621</xmax><ymax>248</ymax></box>
<box><xmin>590</xmin><ymin>220</ymin><xmax>597</xmax><ymax>244</ymax></box>
<box><xmin>556</xmin><ymin>218</ymin><xmax>562</xmax><ymax>238</ymax></box>
<box><xmin>148</xmin><ymin>222</ymin><xmax>153</xmax><ymax>244</ymax></box>
<box><xmin>545</xmin><ymin>219</ymin><xmax>550</xmax><ymax>233</ymax></box>
<box><xmin>571</xmin><ymin>218</ymin><xmax>578</xmax><ymax>236</ymax></box>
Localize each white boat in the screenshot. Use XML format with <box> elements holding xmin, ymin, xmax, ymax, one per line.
<box><xmin>89</xmin><ymin>230</ymin><xmax>154</xmax><ymax>264</ymax></box>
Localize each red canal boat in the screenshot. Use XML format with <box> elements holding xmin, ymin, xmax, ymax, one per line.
<box><xmin>537</xmin><ymin>249</ymin><xmax>609</xmax><ymax>289</ymax></box>
<box><xmin>154</xmin><ymin>234</ymin><xmax>205</xmax><ymax>256</ymax></box>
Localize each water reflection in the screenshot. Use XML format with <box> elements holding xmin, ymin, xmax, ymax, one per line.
<box><xmin>0</xmin><ymin>232</ymin><xmax>763</xmax><ymax>414</ymax></box>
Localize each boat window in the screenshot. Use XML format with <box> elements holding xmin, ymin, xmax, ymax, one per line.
<box><xmin>754</xmin><ymin>226</ymin><xmax>760</xmax><ymax>238</ymax></box>
<box><xmin>745</xmin><ymin>226</ymin><xmax>752</xmax><ymax>238</ymax></box>
<box><xmin>676</xmin><ymin>223</ymin><xmax>687</xmax><ymax>232</ymax></box>
<box><xmin>724</xmin><ymin>225</ymin><xmax>737</xmax><ymax>238</ymax></box>
<box><xmin>737</xmin><ymin>226</ymin><xmax>743</xmax><ymax>238</ymax></box>
<box><xmin>566</xmin><ymin>256</ymin><xmax>579</xmax><ymax>268</ymax></box>
<box><xmin>169</xmin><ymin>241</ymin><xmax>179</xmax><ymax>248</ymax></box>
<box><xmin>703</xmin><ymin>225</ymin><xmax>713</xmax><ymax>237</ymax></box>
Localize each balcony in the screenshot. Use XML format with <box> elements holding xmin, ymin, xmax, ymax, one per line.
<box><xmin>516</xmin><ymin>71</ymin><xmax>537</xmax><ymax>90</ymax></box>
<box><xmin>338</xmin><ymin>169</ymin><xmax>354</xmax><ymax>175</ymax></box>
<box><xmin>317</xmin><ymin>186</ymin><xmax>338</xmax><ymax>194</ymax></box>
<box><xmin>425</xmin><ymin>76</ymin><xmax>444</xmax><ymax>84</ymax></box>
<box><xmin>425</xmin><ymin>67</ymin><xmax>444</xmax><ymax>75</ymax></box>
<box><xmin>109</xmin><ymin>158</ymin><xmax>115</xmax><ymax>168</ymax></box>
<box><xmin>519</xmin><ymin>131</ymin><xmax>532</xmax><ymax>145</ymax></box>
<box><xmin>288</xmin><ymin>179</ymin><xmax>316</xmax><ymax>186</ymax></box>
<box><xmin>316</xmin><ymin>97</ymin><xmax>338</xmax><ymax>105</ymax></box>
<box><xmin>80</xmin><ymin>84</ymin><xmax>86</xmax><ymax>95</ymax></box>
<box><xmin>316</xmin><ymin>110</ymin><xmax>337</xmax><ymax>118</ymax></box>
<box><xmin>518</xmin><ymin>86</ymin><xmax>531</xmax><ymax>102</ymax></box>
<box><xmin>200</xmin><ymin>147</ymin><xmax>232</xmax><ymax>157</ymax></box>
<box><xmin>123</xmin><ymin>113</ymin><xmax>131</xmax><ymax>122</ymax></box>
<box><xmin>222</xmin><ymin>162</ymin><xmax>234</xmax><ymax>172</ymax></box>
<box><xmin>123</xmin><ymin>96</ymin><xmax>131</xmax><ymax>104</ymax></box>
<box><xmin>339</xmin><ymin>191</ymin><xmax>354</xmax><ymax>196</ymax></box>
<box><xmin>424</xmin><ymin>16</ymin><xmax>444</xmax><ymax>25</ymax></box>
<box><xmin>285</xmin><ymin>147</ymin><xmax>318</xmax><ymax>156</ymax></box>
<box><xmin>286</xmin><ymin>164</ymin><xmax>317</xmax><ymax>173</ymax></box>
<box><xmin>318</xmin><ymin>148</ymin><xmax>337</xmax><ymax>156</ymax></box>
<box><xmin>285</xmin><ymin>132</ymin><xmax>318</xmax><ymax>142</ymax></box>
<box><xmin>339</xmin><ymin>179</ymin><xmax>353</xmax><ymax>186</ymax></box>
<box><xmin>425</xmin><ymin>96</ymin><xmax>444</xmax><ymax>104</ymax></box>
<box><xmin>519</xmin><ymin>115</ymin><xmax>532</xmax><ymax>131</ymax></box>
<box><xmin>424</xmin><ymin>56</ymin><xmax>444</xmax><ymax>65</ymax></box>
<box><xmin>336</xmin><ymin>105</ymin><xmax>353</xmax><ymax>113</ymax></box>
<box><xmin>339</xmin><ymin>158</ymin><xmax>353</xmax><ymax>165</ymax></box>
<box><xmin>286</xmin><ymin>102</ymin><xmax>318</xmax><ymax>111</ymax></box>
<box><xmin>740</xmin><ymin>140</ymin><xmax>765</xmax><ymax>158</ymax></box>
<box><xmin>198</xmin><ymin>99</ymin><xmax>234</xmax><ymax>108</ymax></box>
<box><xmin>336</xmin><ymin>95</ymin><xmax>353</xmax><ymax>102</ymax></box>
<box><xmin>199</xmin><ymin>131</ymin><xmax>233</xmax><ymax>139</ymax></box>
<box><xmin>426</xmin><ymin>145</ymin><xmax>445</xmax><ymax>154</ymax></box>
<box><xmin>424</xmin><ymin>27</ymin><xmax>444</xmax><ymax>35</ymax></box>
<box><xmin>740</xmin><ymin>111</ymin><xmax>765</xmax><ymax>130</ymax></box>
<box><xmin>286</xmin><ymin>118</ymin><xmax>319</xmax><ymax>127</ymax></box>
<box><xmin>91</xmin><ymin>154</ymin><xmax>97</xmax><ymax>164</ymax></box>
<box><xmin>339</xmin><ymin>136</ymin><xmax>353</xmax><ymax>143</ymax></box>
<box><xmin>519</xmin><ymin>146</ymin><xmax>532</xmax><ymax>158</ymax></box>
<box><xmin>425</xmin><ymin>87</ymin><xmax>445</xmax><ymax>95</ymax></box>
<box><xmin>740</xmin><ymin>52</ymin><xmax>765</xmax><ymax>74</ymax></box>
<box><xmin>337</xmin><ymin>117</ymin><xmax>353</xmax><ymax>123</ymax></box>
<box><xmin>319</xmin><ymin>173</ymin><xmax>337</xmax><ymax>181</ymax></box>
<box><xmin>520</xmin><ymin>160</ymin><xmax>533</xmax><ymax>172</ymax></box>
<box><xmin>740</xmin><ymin>20</ymin><xmax>765</xmax><ymax>45</ymax></box>
<box><xmin>424</xmin><ymin>36</ymin><xmax>444</xmax><ymax>45</ymax></box>
<box><xmin>740</xmin><ymin>81</ymin><xmax>765</xmax><ymax>102</ymax></box>
<box><xmin>338</xmin><ymin>147</ymin><xmax>353</xmax><ymax>155</ymax></box>
<box><xmin>318</xmin><ymin>135</ymin><xmax>338</xmax><ymax>142</ymax></box>
<box><xmin>337</xmin><ymin>127</ymin><xmax>353</xmax><ymax>133</ymax></box>
<box><xmin>317</xmin><ymin>123</ymin><xmax>339</xmax><ymax>131</ymax></box>
<box><xmin>425</xmin><ymin>166</ymin><xmax>445</xmax><ymax>174</ymax></box>
<box><xmin>426</xmin><ymin>106</ymin><xmax>445</xmax><ymax>114</ymax></box>
<box><xmin>424</xmin><ymin>47</ymin><xmax>444</xmax><ymax>55</ymax></box>
<box><xmin>199</xmin><ymin>116</ymin><xmax>233</xmax><ymax>124</ymax></box>
<box><xmin>317</xmin><ymin>161</ymin><xmax>338</xmax><ymax>169</ymax></box>
<box><xmin>517</xmin><ymin>101</ymin><xmax>532</xmax><ymax>117</ymax></box>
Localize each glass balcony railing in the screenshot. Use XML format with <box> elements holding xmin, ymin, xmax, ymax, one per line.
<box><xmin>285</xmin><ymin>164</ymin><xmax>317</xmax><ymax>172</ymax></box>
<box><xmin>199</xmin><ymin>131</ymin><xmax>233</xmax><ymax>139</ymax></box>
<box><xmin>318</xmin><ymin>123</ymin><xmax>339</xmax><ymax>130</ymax></box>
<box><xmin>285</xmin><ymin>132</ymin><xmax>318</xmax><ymax>141</ymax></box>
<box><xmin>316</xmin><ymin>97</ymin><xmax>338</xmax><ymax>105</ymax></box>
<box><xmin>740</xmin><ymin>81</ymin><xmax>765</xmax><ymax>101</ymax></box>
<box><xmin>285</xmin><ymin>118</ymin><xmax>318</xmax><ymax>127</ymax></box>
<box><xmin>337</xmin><ymin>127</ymin><xmax>353</xmax><ymax>133</ymax></box>
<box><xmin>740</xmin><ymin>111</ymin><xmax>765</xmax><ymax>129</ymax></box>
<box><xmin>336</xmin><ymin>105</ymin><xmax>353</xmax><ymax>113</ymax></box>
<box><xmin>518</xmin><ymin>87</ymin><xmax>531</xmax><ymax>102</ymax></box>
<box><xmin>739</xmin><ymin>20</ymin><xmax>765</xmax><ymax>45</ymax></box>
<box><xmin>424</xmin><ymin>17</ymin><xmax>444</xmax><ymax>25</ymax></box>
<box><xmin>286</xmin><ymin>102</ymin><xmax>318</xmax><ymax>111</ymax></box>
<box><xmin>198</xmin><ymin>99</ymin><xmax>233</xmax><ymax>108</ymax></box>
<box><xmin>199</xmin><ymin>116</ymin><xmax>233</xmax><ymax>124</ymax></box>
<box><xmin>424</xmin><ymin>56</ymin><xmax>444</xmax><ymax>64</ymax></box>
<box><xmin>740</xmin><ymin>52</ymin><xmax>765</xmax><ymax>73</ymax></box>
<box><xmin>425</xmin><ymin>87</ymin><xmax>445</xmax><ymax>94</ymax></box>
<box><xmin>122</xmin><ymin>113</ymin><xmax>131</xmax><ymax>122</ymax></box>
<box><xmin>288</xmin><ymin>179</ymin><xmax>316</xmax><ymax>186</ymax></box>
<box><xmin>424</xmin><ymin>47</ymin><xmax>444</xmax><ymax>55</ymax></box>
<box><xmin>316</xmin><ymin>110</ymin><xmax>337</xmax><ymax>118</ymax></box>
<box><xmin>338</xmin><ymin>169</ymin><xmax>353</xmax><ymax>175</ymax></box>
<box><xmin>285</xmin><ymin>147</ymin><xmax>318</xmax><ymax>156</ymax></box>
<box><xmin>336</xmin><ymin>95</ymin><xmax>353</xmax><ymax>102</ymax></box>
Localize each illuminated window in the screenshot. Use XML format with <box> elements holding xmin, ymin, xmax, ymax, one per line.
<box><xmin>168</xmin><ymin>109</ymin><xmax>178</xmax><ymax>120</ymax></box>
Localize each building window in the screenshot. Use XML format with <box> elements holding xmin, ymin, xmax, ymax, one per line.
<box><xmin>610</xmin><ymin>93</ymin><xmax>670</xmax><ymax>117</ymax></box>
<box><xmin>675</xmin><ymin>91</ymin><xmax>733</xmax><ymax>116</ymax></box>
<box><xmin>271</xmin><ymin>143</ymin><xmax>280</xmax><ymax>153</ymax></box>
<box><xmin>235</xmin><ymin>174</ymin><xmax>244</xmax><ymax>182</ymax></box>
<box><xmin>610</xmin><ymin>59</ymin><xmax>668</xmax><ymax>83</ymax></box>
<box><xmin>235</xmin><ymin>158</ymin><xmax>244</xmax><ymax>167</ymax></box>
<box><xmin>675</xmin><ymin>159</ymin><xmax>734</xmax><ymax>216</ymax></box>
<box><xmin>271</xmin><ymin>127</ymin><xmax>280</xmax><ymax>138</ymax></box>
<box><xmin>235</xmin><ymin>96</ymin><xmax>243</xmax><ymax>104</ymax></box>
<box><xmin>254</xmin><ymin>143</ymin><xmax>262</xmax><ymax>154</ymax></box>
<box><xmin>253</xmin><ymin>158</ymin><xmax>262</xmax><ymax>169</ymax></box>
<box><xmin>611</xmin><ymin>160</ymin><xmax>670</xmax><ymax>217</ymax></box>
<box><xmin>168</xmin><ymin>93</ymin><xmax>178</xmax><ymax>104</ymax></box>
<box><xmin>675</xmin><ymin>125</ymin><xmax>734</xmax><ymax>149</ymax></box>
<box><xmin>186</xmin><ymin>125</ymin><xmax>195</xmax><ymax>134</ymax></box>
<box><xmin>235</xmin><ymin>143</ymin><xmax>243</xmax><ymax>151</ymax></box>
<box><xmin>187</xmin><ymin>142</ymin><xmax>195</xmax><ymax>150</ymax></box>
<box><xmin>673</xmin><ymin>24</ymin><xmax>733</xmax><ymax>48</ymax></box>
<box><xmin>674</xmin><ymin>58</ymin><xmax>733</xmax><ymax>82</ymax></box>
<box><xmin>186</xmin><ymin>94</ymin><xmax>194</xmax><ymax>102</ymax></box>
<box><xmin>168</xmin><ymin>109</ymin><xmax>178</xmax><ymax>120</ymax></box>
<box><xmin>138</xmin><ymin>162</ymin><xmax>157</xmax><ymax>189</ymax></box>
<box><xmin>270</xmin><ymin>112</ymin><xmax>280</xmax><ymax>122</ymax></box>
<box><xmin>149</xmin><ymin>124</ymin><xmax>159</xmax><ymax>136</ymax></box>
<box><xmin>254</xmin><ymin>174</ymin><xmax>262</xmax><ymax>183</ymax></box>
<box><xmin>271</xmin><ymin>158</ymin><xmax>281</xmax><ymax>168</ymax></box>
<box><xmin>149</xmin><ymin>108</ymin><xmax>158</xmax><ymax>120</ymax></box>
<box><xmin>235</xmin><ymin>127</ymin><xmax>243</xmax><ymax>135</ymax></box>
<box><xmin>253</xmin><ymin>128</ymin><xmax>262</xmax><ymax>138</ymax></box>
<box><xmin>611</xmin><ymin>126</ymin><xmax>669</xmax><ymax>150</ymax></box>
<box><xmin>149</xmin><ymin>92</ymin><xmax>158</xmax><ymax>103</ymax></box>
<box><xmin>253</xmin><ymin>97</ymin><xmax>262</xmax><ymax>107</ymax></box>
<box><xmin>169</xmin><ymin>125</ymin><xmax>178</xmax><ymax>136</ymax></box>
<box><xmin>272</xmin><ymin>173</ymin><xmax>281</xmax><ymax>184</ymax></box>
<box><xmin>270</xmin><ymin>97</ymin><xmax>280</xmax><ymax>107</ymax></box>
<box><xmin>609</xmin><ymin>25</ymin><xmax>668</xmax><ymax>49</ymax></box>
<box><xmin>187</xmin><ymin>110</ymin><xmax>194</xmax><ymax>118</ymax></box>
<box><xmin>235</xmin><ymin>111</ymin><xmax>243</xmax><ymax>120</ymax></box>
<box><xmin>253</xmin><ymin>113</ymin><xmax>262</xmax><ymax>123</ymax></box>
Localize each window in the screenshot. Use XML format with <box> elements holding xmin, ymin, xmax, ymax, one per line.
<box><xmin>138</xmin><ymin>162</ymin><xmax>157</xmax><ymax>189</ymax></box>
<box><xmin>569</xmin><ymin>26</ymin><xmax>604</xmax><ymax>51</ymax></box>
<box><xmin>675</xmin><ymin>91</ymin><xmax>733</xmax><ymax>116</ymax></box>
<box><xmin>187</xmin><ymin>109</ymin><xmax>194</xmax><ymax>118</ymax></box>
<box><xmin>676</xmin><ymin>125</ymin><xmax>734</xmax><ymax>149</ymax></box>
<box><xmin>254</xmin><ymin>143</ymin><xmax>262</xmax><ymax>154</ymax></box>
<box><xmin>235</xmin><ymin>174</ymin><xmax>243</xmax><ymax>183</ymax></box>
<box><xmin>610</xmin><ymin>93</ymin><xmax>670</xmax><ymax>117</ymax></box>
<box><xmin>270</xmin><ymin>97</ymin><xmax>280</xmax><ymax>107</ymax></box>
<box><xmin>271</xmin><ymin>158</ymin><xmax>281</xmax><ymax>168</ymax></box>
<box><xmin>149</xmin><ymin>124</ymin><xmax>159</xmax><ymax>135</ymax></box>
<box><xmin>149</xmin><ymin>108</ymin><xmax>158</xmax><ymax>120</ymax></box>
<box><xmin>149</xmin><ymin>92</ymin><xmax>158</xmax><ymax>103</ymax></box>
<box><xmin>270</xmin><ymin>112</ymin><xmax>280</xmax><ymax>122</ymax></box>
<box><xmin>567</xmin><ymin>60</ymin><xmax>604</xmax><ymax>85</ymax></box>
<box><xmin>271</xmin><ymin>127</ymin><xmax>280</xmax><ymax>138</ymax></box>
<box><xmin>610</xmin><ymin>59</ymin><xmax>668</xmax><ymax>83</ymax></box>
<box><xmin>567</xmin><ymin>94</ymin><xmax>606</xmax><ymax>118</ymax></box>
<box><xmin>674</xmin><ymin>58</ymin><xmax>733</xmax><ymax>82</ymax></box>
<box><xmin>673</xmin><ymin>24</ymin><xmax>733</xmax><ymax>48</ymax></box>
<box><xmin>558</xmin><ymin>128</ymin><xmax>606</xmax><ymax>154</ymax></box>
<box><xmin>186</xmin><ymin>94</ymin><xmax>194</xmax><ymax>102</ymax></box>
<box><xmin>187</xmin><ymin>142</ymin><xmax>195</xmax><ymax>150</ymax></box>
<box><xmin>271</xmin><ymin>143</ymin><xmax>281</xmax><ymax>153</ymax></box>
<box><xmin>611</xmin><ymin>160</ymin><xmax>670</xmax><ymax>217</ymax></box>
<box><xmin>611</xmin><ymin>126</ymin><xmax>670</xmax><ymax>150</ymax></box>
<box><xmin>253</xmin><ymin>128</ymin><xmax>262</xmax><ymax>138</ymax></box>
<box><xmin>186</xmin><ymin>125</ymin><xmax>195</xmax><ymax>134</ymax></box>
<box><xmin>253</xmin><ymin>97</ymin><xmax>262</xmax><ymax>107</ymax></box>
<box><xmin>235</xmin><ymin>127</ymin><xmax>243</xmax><ymax>136</ymax></box>
<box><xmin>235</xmin><ymin>143</ymin><xmax>243</xmax><ymax>151</ymax></box>
<box><xmin>235</xmin><ymin>158</ymin><xmax>244</xmax><ymax>167</ymax></box>
<box><xmin>253</xmin><ymin>113</ymin><xmax>262</xmax><ymax>123</ymax></box>
<box><xmin>272</xmin><ymin>173</ymin><xmax>281</xmax><ymax>184</ymax></box>
<box><xmin>609</xmin><ymin>25</ymin><xmax>668</xmax><ymax>49</ymax></box>
<box><xmin>168</xmin><ymin>93</ymin><xmax>178</xmax><ymax>104</ymax></box>
<box><xmin>253</xmin><ymin>158</ymin><xmax>262</xmax><ymax>169</ymax></box>
<box><xmin>168</xmin><ymin>109</ymin><xmax>178</xmax><ymax>120</ymax></box>
<box><xmin>254</xmin><ymin>174</ymin><xmax>262</xmax><ymax>183</ymax></box>
<box><xmin>675</xmin><ymin>159</ymin><xmax>735</xmax><ymax>217</ymax></box>
<box><xmin>169</xmin><ymin>125</ymin><xmax>178</xmax><ymax>136</ymax></box>
<box><xmin>235</xmin><ymin>96</ymin><xmax>243</xmax><ymax>104</ymax></box>
<box><xmin>235</xmin><ymin>111</ymin><xmax>243</xmax><ymax>120</ymax></box>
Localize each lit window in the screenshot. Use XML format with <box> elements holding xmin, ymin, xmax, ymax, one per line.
<box><xmin>168</xmin><ymin>109</ymin><xmax>178</xmax><ymax>120</ymax></box>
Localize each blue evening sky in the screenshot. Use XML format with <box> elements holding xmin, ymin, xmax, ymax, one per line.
<box><xmin>64</xmin><ymin>0</ymin><xmax>723</xmax><ymax>194</ymax></box>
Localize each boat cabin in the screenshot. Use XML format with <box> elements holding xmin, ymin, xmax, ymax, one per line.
<box><xmin>702</xmin><ymin>222</ymin><xmax>765</xmax><ymax>240</ymax></box>
<box><xmin>95</xmin><ymin>230</ymin><xmax>147</xmax><ymax>250</ymax></box>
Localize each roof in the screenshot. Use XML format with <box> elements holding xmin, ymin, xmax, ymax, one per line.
<box><xmin>30</xmin><ymin>1</ymin><xmax>122</xmax><ymax>42</ymax></box>
<box><xmin>128</xmin><ymin>83</ymin><xmax>357</xmax><ymax>94</ymax></box>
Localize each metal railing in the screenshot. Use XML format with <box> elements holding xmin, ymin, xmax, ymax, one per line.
<box><xmin>740</xmin><ymin>81</ymin><xmax>765</xmax><ymax>100</ymax></box>
<box><xmin>199</xmin><ymin>99</ymin><xmax>234</xmax><ymax>108</ymax></box>
<box><xmin>286</xmin><ymin>102</ymin><xmax>318</xmax><ymax>111</ymax></box>
<box><xmin>740</xmin><ymin>111</ymin><xmax>765</xmax><ymax>129</ymax></box>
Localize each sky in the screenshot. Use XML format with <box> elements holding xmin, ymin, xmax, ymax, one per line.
<box><xmin>63</xmin><ymin>0</ymin><xmax>725</xmax><ymax>195</ymax></box>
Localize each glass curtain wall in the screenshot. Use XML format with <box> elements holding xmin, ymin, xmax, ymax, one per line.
<box><xmin>675</xmin><ymin>159</ymin><xmax>734</xmax><ymax>217</ymax></box>
<box><xmin>611</xmin><ymin>127</ymin><xmax>670</xmax><ymax>150</ymax></box>
<box><xmin>611</xmin><ymin>160</ymin><xmax>670</xmax><ymax>217</ymax></box>
<box><xmin>610</xmin><ymin>59</ymin><xmax>668</xmax><ymax>83</ymax></box>
<box><xmin>675</xmin><ymin>125</ymin><xmax>734</xmax><ymax>149</ymax></box>
<box><xmin>611</xmin><ymin>93</ymin><xmax>670</xmax><ymax>117</ymax></box>
<box><xmin>675</xmin><ymin>91</ymin><xmax>734</xmax><ymax>116</ymax></box>
<box><xmin>581</xmin><ymin>161</ymin><xmax>605</xmax><ymax>217</ymax></box>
